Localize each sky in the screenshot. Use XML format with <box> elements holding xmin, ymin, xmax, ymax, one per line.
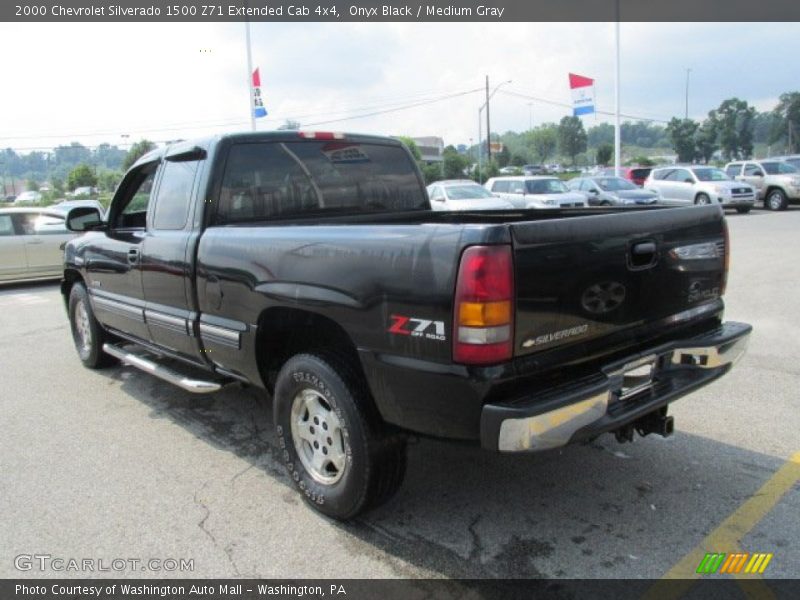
<box><xmin>0</xmin><ymin>21</ymin><xmax>798</xmax><ymax>153</ymax></box>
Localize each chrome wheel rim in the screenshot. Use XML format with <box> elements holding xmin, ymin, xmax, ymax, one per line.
<box><xmin>74</xmin><ymin>300</ymin><xmax>92</xmax><ymax>356</ymax></box>
<box><xmin>768</xmin><ymin>192</ymin><xmax>782</xmax><ymax>210</ymax></box>
<box><xmin>697</xmin><ymin>195</ymin><xmax>710</xmax><ymax>205</ymax></box>
<box><xmin>290</xmin><ymin>388</ymin><xmax>346</xmax><ymax>485</ymax></box>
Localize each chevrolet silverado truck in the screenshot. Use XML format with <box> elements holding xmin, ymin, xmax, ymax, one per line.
<box><xmin>62</xmin><ymin>131</ymin><xmax>751</xmax><ymax>520</ymax></box>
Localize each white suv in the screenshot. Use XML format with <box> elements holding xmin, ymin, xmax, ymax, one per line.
<box><xmin>644</xmin><ymin>166</ymin><xmax>755</xmax><ymax>213</ymax></box>
<box><xmin>484</xmin><ymin>176</ymin><xmax>586</xmax><ymax>208</ymax></box>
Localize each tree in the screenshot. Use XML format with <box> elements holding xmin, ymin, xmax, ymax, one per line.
<box><xmin>557</xmin><ymin>116</ymin><xmax>588</xmax><ymax>165</ymax></box>
<box><xmin>67</xmin><ymin>164</ymin><xmax>98</xmax><ymax>191</ymax></box>
<box><xmin>596</xmin><ymin>144</ymin><xmax>613</xmax><ymax>166</ymax></box>
<box><xmin>496</xmin><ymin>145</ymin><xmax>511</xmax><ymax>168</ymax></box>
<box><xmin>526</xmin><ymin>124</ymin><xmax>557</xmax><ymax>164</ymax></box>
<box><xmin>587</xmin><ymin>122</ymin><xmax>614</xmax><ymax>148</ymax></box>
<box><xmin>709</xmin><ymin>98</ymin><xmax>755</xmax><ymax>160</ymax></box>
<box><xmin>510</xmin><ymin>153</ymin><xmax>526</xmax><ymax>167</ymax></box>
<box><xmin>694</xmin><ymin>119</ymin><xmax>718</xmax><ymax>164</ymax></box>
<box><xmin>396</xmin><ymin>136</ymin><xmax>422</xmax><ymax>161</ymax></box>
<box><xmin>666</xmin><ymin>118</ymin><xmax>699</xmax><ymax>163</ymax></box>
<box><xmin>278</xmin><ymin>119</ymin><xmax>301</xmax><ymax>130</ymax></box>
<box><xmin>122</xmin><ymin>139</ymin><xmax>156</xmax><ymax>171</ymax></box>
<box><xmin>25</xmin><ymin>179</ymin><xmax>39</xmax><ymax>191</ymax></box>
<box><xmin>772</xmin><ymin>92</ymin><xmax>800</xmax><ymax>153</ymax></box>
<box><xmin>442</xmin><ymin>146</ymin><xmax>468</xmax><ymax>179</ymax></box>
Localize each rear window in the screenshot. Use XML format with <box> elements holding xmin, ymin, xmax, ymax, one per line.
<box><xmin>525</xmin><ymin>179</ymin><xmax>568</xmax><ymax>194</ymax></box>
<box><xmin>630</xmin><ymin>168</ymin><xmax>652</xmax><ymax>179</ymax></box>
<box><xmin>216</xmin><ymin>141</ymin><xmax>426</xmax><ymax>222</ymax></box>
<box><xmin>762</xmin><ymin>161</ymin><xmax>798</xmax><ymax>175</ymax></box>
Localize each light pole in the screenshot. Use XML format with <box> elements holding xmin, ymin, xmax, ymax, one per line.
<box><xmin>528</xmin><ymin>102</ymin><xmax>533</xmax><ymax>131</ymax></box>
<box><xmin>478</xmin><ymin>79</ymin><xmax>512</xmax><ymax>170</ymax></box>
<box><xmin>684</xmin><ymin>68</ymin><xmax>692</xmax><ymax>120</ymax></box>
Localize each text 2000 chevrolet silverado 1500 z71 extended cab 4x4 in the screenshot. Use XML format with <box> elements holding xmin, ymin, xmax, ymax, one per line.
<box><xmin>61</xmin><ymin>132</ymin><xmax>751</xmax><ymax>519</ymax></box>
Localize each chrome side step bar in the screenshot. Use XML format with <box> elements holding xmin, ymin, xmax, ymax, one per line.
<box><xmin>102</xmin><ymin>343</ymin><xmax>222</xmax><ymax>394</ymax></box>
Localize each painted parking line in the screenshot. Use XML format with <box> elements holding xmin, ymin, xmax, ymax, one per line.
<box><xmin>644</xmin><ymin>451</ymin><xmax>800</xmax><ymax>600</ymax></box>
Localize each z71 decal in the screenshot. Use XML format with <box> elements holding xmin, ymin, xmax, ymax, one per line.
<box><xmin>388</xmin><ymin>315</ymin><xmax>446</xmax><ymax>341</ymax></box>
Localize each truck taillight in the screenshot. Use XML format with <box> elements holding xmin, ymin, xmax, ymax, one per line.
<box><xmin>298</xmin><ymin>131</ymin><xmax>345</xmax><ymax>140</ymax></box>
<box><xmin>721</xmin><ymin>219</ymin><xmax>730</xmax><ymax>295</ymax></box>
<box><xmin>453</xmin><ymin>245</ymin><xmax>514</xmax><ymax>365</ymax></box>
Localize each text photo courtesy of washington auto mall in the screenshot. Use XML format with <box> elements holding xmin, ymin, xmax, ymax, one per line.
<box><xmin>1</xmin><ymin>1</ymin><xmax>799</xmax><ymax>599</ymax></box>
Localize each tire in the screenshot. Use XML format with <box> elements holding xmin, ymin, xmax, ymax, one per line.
<box><xmin>736</xmin><ymin>206</ymin><xmax>752</xmax><ymax>214</ymax></box>
<box><xmin>274</xmin><ymin>352</ymin><xmax>407</xmax><ymax>520</ymax></box>
<box><xmin>695</xmin><ymin>193</ymin><xmax>711</xmax><ymax>206</ymax></box>
<box><xmin>766</xmin><ymin>189</ymin><xmax>788</xmax><ymax>211</ymax></box>
<box><xmin>68</xmin><ymin>283</ymin><xmax>116</xmax><ymax>368</ymax></box>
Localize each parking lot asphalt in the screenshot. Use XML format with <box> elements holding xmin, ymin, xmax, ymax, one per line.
<box><xmin>1</xmin><ymin>207</ymin><xmax>798</xmax><ymax>584</ymax></box>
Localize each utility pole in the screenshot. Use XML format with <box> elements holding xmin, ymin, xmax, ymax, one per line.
<box><xmin>685</xmin><ymin>68</ymin><xmax>692</xmax><ymax>120</ymax></box>
<box><xmin>614</xmin><ymin>9</ymin><xmax>621</xmax><ymax>177</ymax></box>
<box><xmin>485</xmin><ymin>75</ymin><xmax>492</xmax><ymax>162</ymax></box>
<box><xmin>528</xmin><ymin>102</ymin><xmax>533</xmax><ymax>131</ymax></box>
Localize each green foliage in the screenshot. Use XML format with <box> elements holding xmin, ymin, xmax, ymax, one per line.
<box><xmin>709</xmin><ymin>98</ymin><xmax>755</xmax><ymax>160</ymax></box>
<box><xmin>666</xmin><ymin>118</ymin><xmax>699</xmax><ymax>163</ymax></box>
<box><xmin>420</xmin><ymin>162</ymin><xmax>443</xmax><ymax>185</ymax></box>
<box><xmin>396</xmin><ymin>136</ymin><xmax>422</xmax><ymax>161</ymax></box>
<box><xmin>596</xmin><ymin>144</ymin><xmax>613</xmax><ymax>166</ymax></box>
<box><xmin>97</xmin><ymin>169</ymin><xmax>122</xmax><ymax>193</ymax></box>
<box><xmin>122</xmin><ymin>139</ymin><xmax>157</xmax><ymax>171</ymax></box>
<box><xmin>25</xmin><ymin>179</ymin><xmax>38</xmax><ymax>191</ymax></box>
<box><xmin>694</xmin><ymin>119</ymin><xmax>718</xmax><ymax>164</ymax></box>
<box><xmin>510</xmin><ymin>153</ymin><xmax>526</xmax><ymax>167</ymax></box>
<box><xmin>277</xmin><ymin>119</ymin><xmax>301</xmax><ymax>130</ymax></box>
<box><xmin>772</xmin><ymin>91</ymin><xmax>800</xmax><ymax>153</ymax></box>
<box><xmin>557</xmin><ymin>116</ymin><xmax>588</xmax><ymax>165</ymax></box>
<box><xmin>526</xmin><ymin>124</ymin><xmax>558</xmax><ymax>164</ymax></box>
<box><xmin>67</xmin><ymin>164</ymin><xmax>98</xmax><ymax>191</ymax></box>
<box><xmin>495</xmin><ymin>145</ymin><xmax>511</xmax><ymax>168</ymax></box>
<box><xmin>625</xmin><ymin>156</ymin><xmax>656</xmax><ymax>167</ymax></box>
<box><xmin>442</xmin><ymin>146</ymin><xmax>469</xmax><ymax>179</ymax></box>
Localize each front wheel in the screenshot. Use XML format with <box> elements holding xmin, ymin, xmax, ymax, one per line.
<box><xmin>695</xmin><ymin>193</ymin><xmax>712</xmax><ymax>205</ymax></box>
<box><xmin>274</xmin><ymin>353</ymin><xmax>407</xmax><ymax>520</ymax></box>
<box><xmin>68</xmin><ymin>283</ymin><xmax>116</xmax><ymax>368</ymax></box>
<box><xmin>766</xmin><ymin>189</ymin><xmax>788</xmax><ymax>211</ymax></box>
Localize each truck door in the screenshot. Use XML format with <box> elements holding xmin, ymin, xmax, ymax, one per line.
<box><xmin>742</xmin><ymin>163</ymin><xmax>766</xmax><ymax>198</ymax></box>
<box><xmin>84</xmin><ymin>160</ymin><xmax>160</xmax><ymax>341</ymax></box>
<box><xmin>141</xmin><ymin>151</ymin><xmax>205</xmax><ymax>361</ymax></box>
<box><xmin>0</xmin><ymin>213</ymin><xmax>26</xmax><ymax>281</ymax></box>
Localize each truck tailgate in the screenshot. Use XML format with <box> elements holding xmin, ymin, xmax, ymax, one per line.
<box><xmin>510</xmin><ymin>205</ymin><xmax>726</xmax><ymax>357</ymax></box>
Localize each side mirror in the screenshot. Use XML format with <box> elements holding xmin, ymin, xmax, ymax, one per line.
<box><xmin>66</xmin><ymin>206</ymin><xmax>105</xmax><ymax>232</ymax></box>
<box><xmin>684</xmin><ymin>178</ymin><xmax>694</xmax><ymax>184</ymax></box>
<box><xmin>589</xmin><ymin>188</ymin><xmax>599</xmax><ymax>194</ymax></box>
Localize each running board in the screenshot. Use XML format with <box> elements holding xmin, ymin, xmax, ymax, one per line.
<box><xmin>102</xmin><ymin>343</ymin><xmax>222</xmax><ymax>394</ymax></box>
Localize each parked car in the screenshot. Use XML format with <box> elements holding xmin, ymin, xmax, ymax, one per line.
<box><xmin>644</xmin><ymin>166</ymin><xmax>755</xmax><ymax>213</ymax></box>
<box><xmin>0</xmin><ymin>207</ymin><xmax>77</xmax><ymax>283</ymax></box>
<box><xmin>567</xmin><ymin>176</ymin><xmax>659</xmax><ymax>206</ymax></box>
<box><xmin>498</xmin><ymin>166</ymin><xmax>521</xmax><ymax>175</ymax></box>
<box><xmin>522</xmin><ymin>164</ymin><xmax>545</xmax><ymax>175</ymax></box>
<box><xmin>62</xmin><ymin>131</ymin><xmax>749</xmax><ymax>520</ymax></box>
<box><xmin>484</xmin><ymin>176</ymin><xmax>587</xmax><ymax>208</ymax></box>
<box><xmin>427</xmin><ymin>180</ymin><xmax>514</xmax><ymax>210</ymax></box>
<box><xmin>601</xmin><ymin>166</ymin><xmax>653</xmax><ymax>187</ymax></box>
<box><xmin>68</xmin><ymin>186</ymin><xmax>98</xmax><ymax>198</ymax></box>
<box><xmin>724</xmin><ymin>160</ymin><xmax>800</xmax><ymax>210</ymax></box>
<box><xmin>52</xmin><ymin>199</ymin><xmax>107</xmax><ymax>219</ymax></box>
<box><xmin>14</xmin><ymin>190</ymin><xmax>43</xmax><ymax>204</ymax></box>
<box><xmin>772</xmin><ymin>155</ymin><xmax>800</xmax><ymax>171</ymax></box>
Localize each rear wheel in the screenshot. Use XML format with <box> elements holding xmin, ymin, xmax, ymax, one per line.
<box><xmin>68</xmin><ymin>283</ymin><xmax>116</xmax><ymax>368</ymax></box>
<box><xmin>766</xmin><ymin>189</ymin><xmax>788</xmax><ymax>211</ymax></box>
<box><xmin>274</xmin><ymin>352</ymin><xmax>406</xmax><ymax>520</ymax></box>
<box><xmin>695</xmin><ymin>193</ymin><xmax>711</xmax><ymax>205</ymax></box>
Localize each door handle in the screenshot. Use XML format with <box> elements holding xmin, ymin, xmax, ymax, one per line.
<box><xmin>127</xmin><ymin>248</ymin><xmax>140</xmax><ymax>265</ymax></box>
<box><xmin>629</xmin><ymin>240</ymin><xmax>658</xmax><ymax>269</ymax></box>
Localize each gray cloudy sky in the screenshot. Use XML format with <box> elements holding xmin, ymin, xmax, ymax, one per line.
<box><xmin>0</xmin><ymin>21</ymin><xmax>797</xmax><ymax>152</ymax></box>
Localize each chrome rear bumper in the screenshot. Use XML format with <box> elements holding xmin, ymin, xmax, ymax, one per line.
<box><xmin>481</xmin><ymin>321</ymin><xmax>751</xmax><ymax>452</ymax></box>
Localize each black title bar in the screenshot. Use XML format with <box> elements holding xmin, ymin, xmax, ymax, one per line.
<box><xmin>3</xmin><ymin>0</ymin><xmax>800</xmax><ymax>22</ymax></box>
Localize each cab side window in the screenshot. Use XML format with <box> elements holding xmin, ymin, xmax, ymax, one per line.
<box><xmin>491</xmin><ymin>181</ymin><xmax>509</xmax><ymax>193</ymax></box>
<box><xmin>152</xmin><ymin>160</ymin><xmax>200</xmax><ymax>230</ymax></box>
<box><xmin>0</xmin><ymin>214</ymin><xmax>14</xmax><ymax>236</ymax></box>
<box><xmin>725</xmin><ymin>164</ymin><xmax>742</xmax><ymax>178</ymax></box>
<box><xmin>509</xmin><ymin>181</ymin><xmax>525</xmax><ymax>194</ymax></box>
<box><xmin>743</xmin><ymin>163</ymin><xmax>763</xmax><ymax>177</ymax></box>
<box><xmin>111</xmin><ymin>164</ymin><xmax>159</xmax><ymax>230</ymax></box>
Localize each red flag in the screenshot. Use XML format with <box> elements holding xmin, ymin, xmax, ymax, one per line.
<box><xmin>252</xmin><ymin>68</ymin><xmax>261</xmax><ymax>88</ymax></box>
<box><xmin>568</xmin><ymin>73</ymin><xmax>594</xmax><ymax>89</ymax></box>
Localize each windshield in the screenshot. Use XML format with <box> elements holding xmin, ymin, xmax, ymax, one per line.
<box><xmin>692</xmin><ymin>168</ymin><xmax>730</xmax><ymax>181</ymax></box>
<box><xmin>525</xmin><ymin>179</ymin><xmax>568</xmax><ymax>194</ymax></box>
<box><xmin>444</xmin><ymin>184</ymin><xmax>495</xmax><ymax>200</ymax></box>
<box><xmin>595</xmin><ymin>177</ymin><xmax>637</xmax><ymax>191</ymax></box>
<box><xmin>762</xmin><ymin>161</ymin><xmax>798</xmax><ymax>175</ymax></box>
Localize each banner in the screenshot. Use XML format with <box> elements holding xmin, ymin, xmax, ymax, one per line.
<box><xmin>252</xmin><ymin>68</ymin><xmax>267</xmax><ymax>118</ymax></box>
<box><xmin>569</xmin><ymin>73</ymin><xmax>594</xmax><ymax>117</ymax></box>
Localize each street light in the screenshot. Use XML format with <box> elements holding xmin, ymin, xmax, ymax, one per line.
<box><xmin>684</xmin><ymin>68</ymin><xmax>692</xmax><ymax>120</ymax></box>
<box><xmin>476</xmin><ymin>79</ymin><xmax>512</xmax><ymax>181</ymax></box>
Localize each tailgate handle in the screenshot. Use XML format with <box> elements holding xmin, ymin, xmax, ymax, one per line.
<box><xmin>630</xmin><ymin>241</ymin><xmax>657</xmax><ymax>269</ymax></box>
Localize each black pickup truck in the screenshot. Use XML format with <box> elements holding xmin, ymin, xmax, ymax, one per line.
<box><xmin>62</xmin><ymin>132</ymin><xmax>751</xmax><ymax>519</ymax></box>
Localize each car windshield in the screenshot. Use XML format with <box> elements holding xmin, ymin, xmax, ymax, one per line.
<box><xmin>525</xmin><ymin>179</ymin><xmax>568</xmax><ymax>194</ymax></box>
<box><xmin>595</xmin><ymin>177</ymin><xmax>637</xmax><ymax>191</ymax></box>
<box><xmin>692</xmin><ymin>168</ymin><xmax>730</xmax><ymax>181</ymax></box>
<box><xmin>444</xmin><ymin>184</ymin><xmax>495</xmax><ymax>200</ymax></box>
<box><xmin>762</xmin><ymin>161</ymin><xmax>798</xmax><ymax>175</ymax></box>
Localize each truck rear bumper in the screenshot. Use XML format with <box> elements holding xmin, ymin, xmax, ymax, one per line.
<box><xmin>480</xmin><ymin>321</ymin><xmax>751</xmax><ymax>452</ymax></box>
